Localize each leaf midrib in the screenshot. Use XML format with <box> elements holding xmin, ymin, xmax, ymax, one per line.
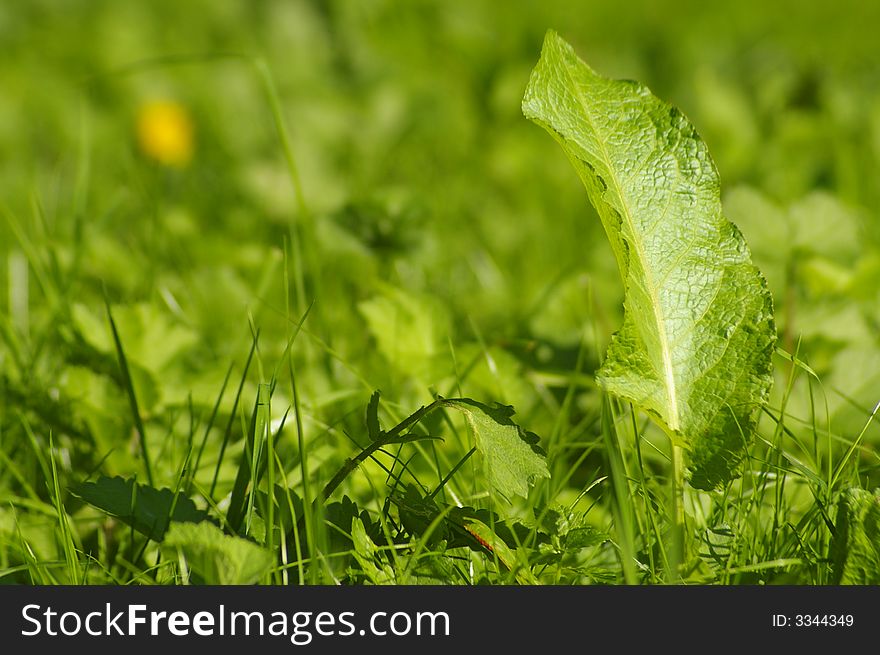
<box><xmin>560</xmin><ymin>52</ymin><xmax>681</xmax><ymax>431</ymax></box>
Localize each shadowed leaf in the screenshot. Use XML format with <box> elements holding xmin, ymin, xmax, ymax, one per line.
<box><xmin>70</xmin><ymin>475</ymin><xmax>210</xmax><ymax>541</ymax></box>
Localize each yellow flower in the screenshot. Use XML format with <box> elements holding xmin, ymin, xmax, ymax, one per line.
<box><xmin>135</xmin><ymin>100</ymin><xmax>194</xmax><ymax>167</ymax></box>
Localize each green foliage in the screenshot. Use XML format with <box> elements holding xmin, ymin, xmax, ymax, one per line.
<box><xmin>70</xmin><ymin>476</ymin><xmax>210</xmax><ymax>541</ymax></box>
<box><xmin>443</xmin><ymin>399</ymin><xmax>549</xmax><ymax>500</ymax></box>
<box><xmin>318</xmin><ymin>394</ymin><xmax>548</xmax><ymax>509</ymax></box>
<box><xmin>1</xmin><ymin>0</ymin><xmax>879</xmax><ymax>587</ymax></box>
<box><xmin>358</xmin><ymin>285</ymin><xmax>446</xmax><ymax>381</ymax></box>
<box><xmin>163</xmin><ymin>522</ymin><xmax>274</xmax><ymax>584</ymax></box>
<box><xmin>350</xmin><ymin>517</ymin><xmax>395</xmax><ymax>585</ymax></box>
<box><xmin>459</xmin><ymin>517</ymin><xmax>539</xmax><ymax>585</ymax></box>
<box><xmin>832</xmin><ymin>488</ymin><xmax>880</xmax><ymax>584</ymax></box>
<box><xmin>523</xmin><ymin>31</ymin><xmax>776</xmax><ymax>489</ymax></box>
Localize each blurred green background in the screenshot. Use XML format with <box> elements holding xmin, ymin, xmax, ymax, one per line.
<box><xmin>2</xmin><ymin>0</ymin><xmax>880</xmax><ymax>582</ymax></box>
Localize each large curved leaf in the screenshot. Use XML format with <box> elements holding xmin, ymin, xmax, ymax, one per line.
<box><xmin>832</xmin><ymin>488</ymin><xmax>880</xmax><ymax>584</ymax></box>
<box><xmin>522</xmin><ymin>31</ymin><xmax>775</xmax><ymax>489</ymax></box>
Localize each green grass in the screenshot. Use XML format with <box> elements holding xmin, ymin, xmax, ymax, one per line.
<box><xmin>2</xmin><ymin>0</ymin><xmax>880</xmax><ymax>585</ymax></box>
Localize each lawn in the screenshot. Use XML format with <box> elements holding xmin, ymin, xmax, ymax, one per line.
<box><xmin>2</xmin><ymin>0</ymin><xmax>880</xmax><ymax>585</ymax></box>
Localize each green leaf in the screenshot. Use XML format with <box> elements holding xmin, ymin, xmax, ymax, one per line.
<box><xmin>350</xmin><ymin>517</ymin><xmax>395</xmax><ymax>584</ymax></box>
<box><xmin>522</xmin><ymin>31</ymin><xmax>775</xmax><ymax>489</ymax></box>
<box><xmin>70</xmin><ymin>475</ymin><xmax>211</xmax><ymax>541</ymax></box>
<box><xmin>389</xmin><ymin>484</ymin><xmax>545</xmax><ymax>552</ymax></box>
<box><xmin>443</xmin><ymin>399</ymin><xmax>549</xmax><ymax>500</ymax></box>
<box><xmin>358</xmin><ymin>285</ymin><xmax>446</xmax><ymax>380</ymax></box>
<box><xmin>71</xmin><ymin>302</ymin><xmax>199</xmax><ymax>375</ymax></box>
<box><xmin>460</xmin><ymin>518</ymin><xmax>540</xmax><ymax>585</ymax></box>
<box><xmin>391</xmin><ymin>484</ymin><xmax>452</xmax><ymax>547</ymax></box>
<box><xmin>832</xmin><ymin>488</ymin><xmax>880</xmax><ymax>585</ymax></box>
<box><xmin>163</xmin><ymin>522</ymin><xmax>274</xmax><ymax>584</ymax></box>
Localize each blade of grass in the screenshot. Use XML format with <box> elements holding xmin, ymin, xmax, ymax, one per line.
<box><xmin>210</xmin><ymin>329</ymin><xmax>259</xmax><ymax>498</ymax></box>
<box><xmin>188</xmin><ymin>361</ymin><xmax>233</xmax><ymax>495</ymax></box>
<box><xmin>600</xmin><ymin>395</ymin><xmax>638</xmax><ymax>584</ymax></box>
<box><xmin>226</xmin><ymin>386</ymin><xmax>265</xmax><ymax>533</ymax></box>
<box><xmin>48</xmin><ymin>433</ymin><xmax>81</xmax><ymax>583</ymax></box>
<box><xmin>105</xmin><ymin>297</ymin><xmax>153</xmax><ymax>486</ymax></box>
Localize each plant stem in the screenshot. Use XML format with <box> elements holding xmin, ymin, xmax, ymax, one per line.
<box><xmin>318</xmin><ymin>399</ymin><xmax>443</xmax><ymax>503</ymax></box>
<box><xmin>318</xmin><ymin>441</ymin><xmax>386</xmax><ymax>504</ymax></box>
<box><xmin>286</xmin><ymin>398</ymin><xmax>448</xmax><ymax>549</ymax></box>
<box><xmin>669</xmin><ymin>443</ymin><xmax>686</xmax><ymax>583</ymax></box>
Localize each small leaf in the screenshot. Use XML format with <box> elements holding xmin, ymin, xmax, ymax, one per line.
<box><xmin>563</xmin><ymin>526</ymin><xmax>607</xmax><ymax>551</ymax></box>
<box><xmin>163</xmin><ymin>522</ymin><xmax>273</xmax><ymax>584</ymax></box>
<box><xmin>523</xmin><ymin>31</ymin><xmax>776</xmax><ymax>489</ymax></box>
<box><xmin>350</xmin><ymin>517</ymin><xmax>394</xmax><ymax>584</ymax></box>
<box><xmin>390</xmin><ymin>485</ymin><xmax>545</xmax><ymax>552</ymax></box>
<box><xmin>358</xmin><ymin>285</ymin><xmax>445</xmax><ymax>379</ymax></box>
<box><xmin>462</xmin><ymin>518</ymin><xmax>540</xmax><ymax>585</ymax></box>
<box><xmin>443</xmin><ymin>399</ymin><xmax>550</xmax><ymax>500</ymax></box>
<box><xmin>323</xmin><ymin>495</ymin><xmax>363</xmax><ymax>554</ymax></box>
<box><xmin>832</xmin><ymin>488</ymin><xmax>880</xmax><ymax>584</ymax></box>
<box><xmin>366</xmin><ymin>390</ymin><xmax>382</xmax><ymax>441</ymax></box>
<box><xmin>254</xmin><ymin>484</ymin><xmax>304</xmax><ymax>533</ymax></box>
<box><xmin>71</xmin><ymin>302</ymin><xmax>199</xmax><ymax>375</ymax></box>
<box><xmin>70</xmin><ymin>475</ymin><xmax>210</xmax><ymax>541</ymax></box>
<box><xmin>391</xmin><ymin>484</ymin><xmax>450</xmax><ymax>546</ymax></box>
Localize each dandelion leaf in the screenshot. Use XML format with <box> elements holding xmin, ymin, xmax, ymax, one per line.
<box><xmin>832</xmin><ymin>488</ymin><xmax>880</xmax><ymax>585</ymax></box>
<box><xmin>523</xmin><ymin>31</ymin><xmax>775</xmax><ymax>489</ymax></box>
